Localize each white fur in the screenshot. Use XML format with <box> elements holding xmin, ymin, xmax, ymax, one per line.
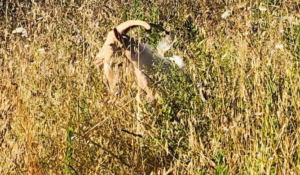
<box><xmin>94</xmin><ymin>20</ymin><xmax>185</xmax><ymax>102</ymax></box>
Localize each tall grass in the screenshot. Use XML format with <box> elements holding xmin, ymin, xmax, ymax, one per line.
<box><xmin>1</xmin><ymin>0</ymin><xmax>300</xmax><ymax>174</ymax></box>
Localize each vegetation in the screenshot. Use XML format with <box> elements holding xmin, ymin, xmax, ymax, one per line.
<box><xmin>1</xmin><ymin>0</ymin><xmax>300</xmax><ymax>174</ymax></box>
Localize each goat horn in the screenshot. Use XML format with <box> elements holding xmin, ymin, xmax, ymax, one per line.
<box><xmin>149</xmin><ymin>23</ymin><xmax>170</xmax><ymax>35</ymax></box>
<box><xmin>116</xmin><ymin>20</ymin><xmax>151</xmax><ymax>34</ymax></box>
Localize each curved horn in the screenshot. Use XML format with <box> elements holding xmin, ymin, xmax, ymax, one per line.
<box><xmin>149</xmin><ymin>23</ymin><xmax>170</xmax><ymax>35</ymax></box>
<box><xmin>116</xmin><ymin>20</ymin><xmax>151</xmax><ymax>34</ymax></box>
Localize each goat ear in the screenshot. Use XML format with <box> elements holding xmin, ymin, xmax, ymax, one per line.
<box><xmin>113</xmin><ymin>28</ymin><xmax>122</xmax><ymax>41</ymax></box>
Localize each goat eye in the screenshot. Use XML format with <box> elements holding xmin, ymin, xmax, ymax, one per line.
<box><xmin>109</xmin><ymin>43</ymin><xmax>114</xmax><ymax>47</ymax></box>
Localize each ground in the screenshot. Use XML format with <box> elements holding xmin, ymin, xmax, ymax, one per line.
<box><xmin>1</xmin><ymin>0</ymin><xmax>300</xmax><ymax>174</ymax></box>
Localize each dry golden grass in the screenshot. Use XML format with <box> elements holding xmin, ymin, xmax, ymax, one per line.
<box><xmin>1</xmin><ymin>0</ymin><xmax>300</xmax><ymax>174</ymax></box>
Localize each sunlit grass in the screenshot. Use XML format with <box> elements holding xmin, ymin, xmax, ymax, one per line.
<box><xmin>1</xmin><ymin>0</ymin><xmax>300</xmax><ymax>174</ymax></box>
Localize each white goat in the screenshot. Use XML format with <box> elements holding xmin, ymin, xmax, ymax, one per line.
<box><xmin>94</xmin><ymin>20</ymin><xmax>184</xmax><ymax>101</ymax></box>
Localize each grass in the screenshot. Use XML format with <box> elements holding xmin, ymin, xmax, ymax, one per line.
<box><xmin>1</xmin><ymin>0</ymin><xmax>300</xmax><ymax>174</ymax></box>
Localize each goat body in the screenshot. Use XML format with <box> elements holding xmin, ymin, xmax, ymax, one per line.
<box><xmin>94</xmin><ymin>20</ymin><xmax>183</xmax><ymax>101</ymax></box>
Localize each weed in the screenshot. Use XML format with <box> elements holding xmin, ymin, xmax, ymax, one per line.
<box><xmin>1</xmin><ymin>0</ymin><xmax>300</xmax><ymax>174</ymax></box>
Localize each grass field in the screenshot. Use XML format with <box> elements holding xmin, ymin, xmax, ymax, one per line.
<box><xmin>1</xmin><ymin>0</ymin><xmax>300</xmax><ymax>174</ymax></box>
